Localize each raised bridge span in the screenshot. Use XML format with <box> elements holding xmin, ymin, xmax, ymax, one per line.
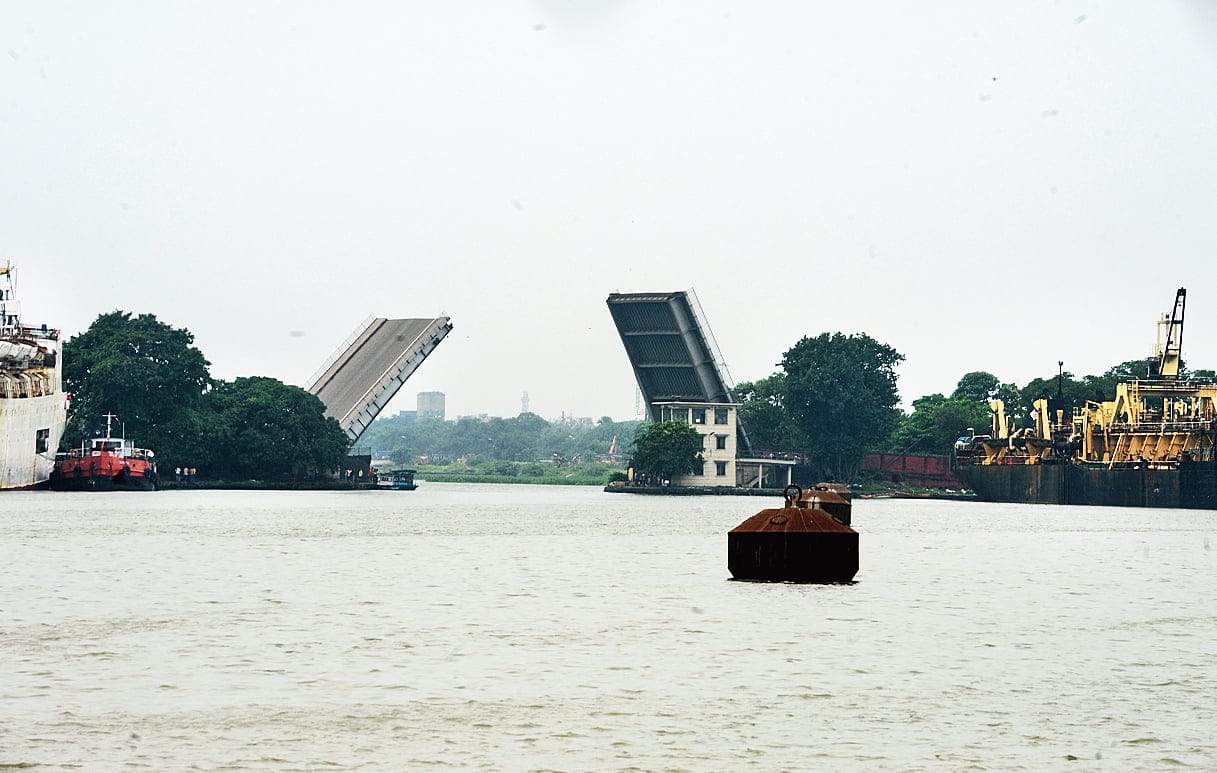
<box><xmin>307</xmin><ymin>316</ymin><xmax>452</xmax><ymax>445</ymax></box>
<box><xmin>606</xmin><ymin>290</ymin><xmax>752</xmax><ymax>454</ymax></box>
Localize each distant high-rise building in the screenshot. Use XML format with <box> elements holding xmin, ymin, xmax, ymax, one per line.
<box><xmin>521</xmin><ymin>391</ymin><xmax>530</xmax><ymax>415</ymax></box>
<box><xmin>417</xmin><ymin>391</ymin><xmax>446</xmax><ymax>420</ymax></box>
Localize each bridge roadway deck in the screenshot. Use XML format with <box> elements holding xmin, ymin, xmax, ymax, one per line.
<box><xmin>309</xmin><ymin>317</ymin><xmax>450</xmax><ymax>437</ymax></box>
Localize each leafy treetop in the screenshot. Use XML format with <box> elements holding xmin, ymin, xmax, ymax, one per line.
<box><xmin>629</xmin><ymin>420</ymin><xmax>703</xmax><ymax>481</ymax></box>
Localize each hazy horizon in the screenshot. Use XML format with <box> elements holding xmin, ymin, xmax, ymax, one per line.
<box><xmin>6</xmin><ymin>2</ymin><xmax>1216</xmax><ymax>421</ymax></box>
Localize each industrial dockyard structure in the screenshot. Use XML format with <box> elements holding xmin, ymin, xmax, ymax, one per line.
<box><xmin>953</xmin><ymin>288</ymin><xmax>1217</xmax><ymax>509</ymax></box>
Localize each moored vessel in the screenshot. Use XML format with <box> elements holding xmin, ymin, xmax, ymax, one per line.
<box><xmin>0</xmin><ymin>261</ymin><xmax>68</xmax><ymax>489</ymax></box>
<box><xmin>378</xmin><ymin>468</ymin><xmax>418</xmax><ymax>490</ymax></box>
<box><xmin>50</xmin><ymin>413</ymin><xmax>159</xmax><ymax>491</ymax></box>
<box><xmin>953</xmin><ymin>288</ymin><xmax>1216</xmax><ymax>509</ymax></box>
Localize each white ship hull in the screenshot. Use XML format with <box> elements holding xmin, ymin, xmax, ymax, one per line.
<box><xmin>0</xmin><ymin>391</ymin><xmax>68</xmax><ymax>489</ymax></box>
<box><xmin>0</xmin><ymin>261</ymin><xmax>67</xmax><ymax>490</ymax></box>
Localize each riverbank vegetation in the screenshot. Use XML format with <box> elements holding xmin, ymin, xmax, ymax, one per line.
<box><xmin>359</xmin><ymin>412</ymin><xmax>639</xmax><ymax>471</ymax></box>
<box><xmin>63</xmin><ymin>311</ymin><xmax>349</xmax><ymax>481</ymax></box>
<box><xmin>411</xmin><ymin>460</ymin><xmax>625</xmax><ymax>486</ymax></box>
<box><xmin>62</xmin><ymin>311</ymin><xmax>1214</xmax><ymax>489</ymax></box>
<box><xmin>737</xmin><ymin>332</ymin><xmax>1216</xmax><ymax>483</ymax></box>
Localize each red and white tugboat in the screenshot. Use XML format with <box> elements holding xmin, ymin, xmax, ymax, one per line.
<box><xmin>49</xmin><ymin>413</ymin><xmax>159</xmax><ymax>491</ymax></box>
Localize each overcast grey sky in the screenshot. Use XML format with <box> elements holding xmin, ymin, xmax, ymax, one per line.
<box><xmin>5</xmin><ymin>2</ymin><xmax>1217</xmax><ymax>421</ymax></box>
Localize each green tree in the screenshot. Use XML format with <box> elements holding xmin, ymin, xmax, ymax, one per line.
<box><xmin>734</xmin><ymin>374</ymin><xmax>798</xmax><ymax>451</ymax></box>
<box><xmin>629</xmin><ymin>420</ymin><xmax>703</xmax><ymax>481</ymax></box>
<box><xmin>781</xmin><ymin>332</ymin><xmax>903</xmax><ymax>481</ymax></box>
<box><xmin>389</xmin><ymin>446</ymin><xmax>414</xmax><ymax>466</ymax></box>
<box><xmin>1019</xmin><ymin>369</ymin><xmax>1096</xmax><ymax>423</ymax></box>
<box><xmin>358</xmin><ymin>411</ymin><xmax>639</xmax><ymax>465</ymax></box>
<box><xmin>199</xmin><ymin>377</ymin><xmax>349</xmax><ymax>480</ymax></box>
<box><xmin>62</xmin><ymin>311</ymin><xmax>212</xmax><ymax>460</ymax></box>
<box><xmin>951</xmin><ymin>371</ymin><xmax>1000</xmax><ymax>403</ymax></box>
<box><xmin>889</xmin><ymin>394</ymin><xmax>990</xmax><ymax>453</ymax></box>
<box><xmin>993</xmin><ymin>381</ymin><xmax>1024</xmax><ymax>423</ymax></box>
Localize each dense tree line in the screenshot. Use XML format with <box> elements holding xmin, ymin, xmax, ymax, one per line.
<box><xmin>736</xmin><ymin>331</ymin><xmax>1216</xmax><ymax>481</ymax></box>
<box><xmin>64</xmin><ymin>311</ymin><xmax>1214</xmax><ymax>487</ymax></box>
<box><xmin>358</xmin><ymin>412</ymin><xmax>639</xmax><ymax>467</ymax></box>
<box><xmin>63</xmin><ymin>311</ymin><xmax>349</xmax><ymax>481</ymax></box>
<box><xmin>885</xmin><ymin>359</ymin><xmax>1215</xmax><ymax>456</ymax></box>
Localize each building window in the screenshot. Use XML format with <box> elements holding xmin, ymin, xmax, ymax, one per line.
<box><xmin>715</xmin><ymin>435</ymin><xmax>727</xmax><ymax>450</ymax></box>
<box><xmin>715</xmin><ymin>461</ymin><xmax>728</xmax><ymax>476</ymax></box>
<box><xmin>695</xmin><ymin>460</ymin><xmax>705</xmax><ymax>476</ymax></box>
<box><xmin>692</xmin><ymin>408</ymin><xmax>706</xmax><ymax>424</ymax></box>
<box><xmin>714</xmin><ymin>407</ymin><xmax>729</xmax><ymax>424</ymax></box>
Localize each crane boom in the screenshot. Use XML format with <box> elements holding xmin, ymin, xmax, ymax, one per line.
<box><xmin>1153</xmin><ymin>288</ymin><xmax>1186</xmax><ymax>380</ymax></box>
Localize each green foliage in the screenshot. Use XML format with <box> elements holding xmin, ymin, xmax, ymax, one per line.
<box><xmin>359</xmin><ymin>411</ymin><xmax>638</xmax><ymax>465</ymax></box>
<box><xmin>1018</xmin><ymin>370</ymin><xmax>1099</xmax><ymax>424</ymax></box>
<box><xmin>198</xmin><ymin>377</ymin><xmax>350</xmax><ymax>480</ymax></box>
<box><xmin>950</xmin><ymin>371</ymin><xmax>999</xmax><ymax>403</ymax></box>
<box><xmin>781</xmin><ymin>332</ymin><xmax>904</xmax><ymax>481</ymax></box>
<box><xmin>417</xmin><ymin>460</ymin><xmax>620</xmax><ymax>485</ymax></box>
<box><xmin>63</xmin><ymin>311</ymin><xmax>348</xmax><ymax>481</ymax></box>
<box><xmin>629</xmin><ymin>420</ymin><xmax>703</xmax><ymax>481</ymax></box>
<box><xmin>734</xmin><ymin>374</ymin><xmax>798</xmax><ymax>451</ymax></box>
<box><xmin>992</xmin><ymin>382</ymin><xmax>1023</xmax><ymax>421</ymax></box>
<box><xmin>892</xmin><ymin>354</ymin><xmax>1217</xmax><ymax>455</ymax></box>
<box><xmin>1105</xmin><ymin>358</ymin><xmax>1152</xmax><ymax>382</ymax></box>
<box><xmin>888</xmin><ymin>394</ymin><xmax>991</xmax><ymax>453</ymax></box>
<box><xmin>63</xmin><ymin>311</ymin><xmax>212</xmax><ymax>461</ymax></box>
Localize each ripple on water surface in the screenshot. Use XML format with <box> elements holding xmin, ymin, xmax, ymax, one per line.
<box><xmin>1</xmin><ymin>485</ymin><xmax>1215</xmax><ymax>769</ymax></box>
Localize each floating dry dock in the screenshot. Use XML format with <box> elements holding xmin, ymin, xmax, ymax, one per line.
<box><xmin>728</xmin><ymin>484</ymin><xmax>858</xmax><ymax>583</ymax></box>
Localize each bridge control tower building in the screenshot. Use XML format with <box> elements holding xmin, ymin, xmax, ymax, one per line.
<box><xmin>606</xmin><ymin>290</ymin><xmax>793</xmax><ymax>489</ymax></box>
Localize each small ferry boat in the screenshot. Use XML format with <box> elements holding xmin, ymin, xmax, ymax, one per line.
<box><xmin>49</xmin><ymin>413</ymin><xmax>159</xmax><ymax>491</ymax></box>
<box><xmin>379</xmin><ymin>468</ymin><xmax>417</xmax><ymax>491</ymax></box>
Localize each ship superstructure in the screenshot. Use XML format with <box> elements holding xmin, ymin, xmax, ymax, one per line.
<box><xmin>0</xmin><ymin>261</ymin><xmax>68</xmax><ymax>489</ymax></box>
<box><xmin>953</xmin><ymin>288</ymin><xmax>1217</xmax><ymax>509</ymax></box>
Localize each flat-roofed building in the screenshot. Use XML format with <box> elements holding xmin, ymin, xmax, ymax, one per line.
<box><xmin>417</xmin><ymin>391</ymin><xmax>446</xmax><ymax>420</ymax></box>
<box><xmin>652</xmin><ymin>400</ymin><xmax>794</xmax><ymax>488</ymax></box>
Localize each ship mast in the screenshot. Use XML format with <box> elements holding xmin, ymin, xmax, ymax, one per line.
<box><xmin>102</xmin><ymin>412</ymin><xmax>118</xmax><ymax>439</ymax></box>
<box><xmin>0</xmin><ymin>261</ymin><xmax>21</xmax><ymax>338</ymax></box>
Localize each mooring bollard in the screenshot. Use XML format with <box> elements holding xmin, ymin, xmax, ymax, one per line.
<box><xmin>727</xmin><ymin>484</ymin><xmax>859</xmax><ymax>583</ymax></box>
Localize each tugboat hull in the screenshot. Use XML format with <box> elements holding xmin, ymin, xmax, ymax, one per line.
<box><xmin>49</xmin><ymin>470</ymin><xmax>158</xmax><ymax>491</ymax></box>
